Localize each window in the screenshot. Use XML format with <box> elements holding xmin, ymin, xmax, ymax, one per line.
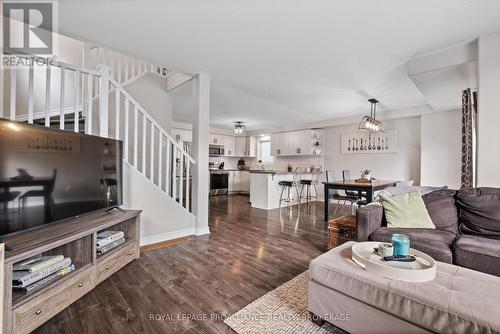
<box><xmin>258</xmin><ymin>136</ymin><xmax>273</xmax><ymax>164</ymax></box>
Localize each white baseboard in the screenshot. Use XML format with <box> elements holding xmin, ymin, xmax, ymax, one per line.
<box><xmin>140</xmin><ymin>228</ymin><xmax>194</xmax><ymax>246</ymax></box>
<box><xmin>140</xmin><ymin>226</ymin><xmax>211</xmax><ymax>246</ymax></box>
<box><xmin>195</xmin><ymin>226</ymin><xmax>211</xmax><ymax>236</ymax></box>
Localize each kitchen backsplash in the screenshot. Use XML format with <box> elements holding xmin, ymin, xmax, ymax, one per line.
<box><xmin>209</xmin><ymin>156</ymin><xmax>324</xmax><ymax>171</ymax></box>
<box><xmin>271</xmin><ymin>156</ymin><xmax>325</xmax><ymax>171</ymax></box>
<box><xmin>209</xmin><ymin>157</ymin><xmax>258</xmax><ymax>169</ymax></box>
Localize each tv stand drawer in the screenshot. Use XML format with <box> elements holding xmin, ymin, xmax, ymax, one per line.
<box><xmin>96</xmin><ymin>241</ymin><xmax>138</xmax><ymax>284</ymax></box>
<box><xmin>12</xmin><ymin>268</ymin><xmax>95</xmax><ymax>334</ymax></box>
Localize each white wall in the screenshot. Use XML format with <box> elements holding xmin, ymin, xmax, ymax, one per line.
<box><xmin>409</xmin><ymin>41</ymin><xmax>478</xmax><ymax>113</ymax></box>
<box><xmin>323</xmin><ymin>117</ymin><xmax>422</xmax><ymax>186</ymax></box>
<box><xmin>124</xmin><ymin>73</ymin><xmax>173</xmax><ymax>132</ymax></box>
<box><xmin>122</xmin><ymin>163</ymin><xmax>195</xmax><ymax>245</ymax></box>
<box><xmin>478</xmin><ymin>32</ymin><xmax>500</xmax><ymax>187</ymax></box>
<box><xmin>421</xmin><ymin>110</ymin><xmax>462</xmax><ymax>189</ymax></box>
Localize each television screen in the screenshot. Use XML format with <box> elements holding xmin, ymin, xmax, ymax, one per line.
<box><xmin>0</xmin><ymin>119</ymin><xmax>123</xmax><ymax>236</ymax></box>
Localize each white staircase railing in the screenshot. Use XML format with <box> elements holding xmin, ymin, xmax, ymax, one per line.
<box><xmin>88</xmin><ymin>46</ymin><xmax>173</xmax><ymax>86</ymax></box>
<box><xmin>109</xmin><ymin>77</ymin><xmax>194</xmax><ymax>211</ymax></box>
<box><xmin>4</xmin><ymin>55</ymin><xmax>194</xmax><ymax>213</ymax></box>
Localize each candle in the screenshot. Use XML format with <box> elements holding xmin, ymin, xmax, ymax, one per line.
<box><xmin>391</xmin><ymin>234</ymin><xmax>410</xmax><ymax>256</ymax></box>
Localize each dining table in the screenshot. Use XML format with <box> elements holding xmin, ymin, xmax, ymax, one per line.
<box><xmin>323</xmin><ymin>180</ymin><xmax>396</xmax><ymax>221</ymax></box>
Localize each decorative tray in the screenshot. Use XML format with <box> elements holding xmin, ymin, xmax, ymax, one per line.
<box><xmin>351</xmin><ymin>241</ymin><xmax>436</xmax><ymax>282</ymax></box>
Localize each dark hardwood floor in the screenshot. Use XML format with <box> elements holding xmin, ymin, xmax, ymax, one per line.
<box><xmin>35</xmin><ymin>195</ymin><xmax>344</xmax><ymax>334</ymax></box>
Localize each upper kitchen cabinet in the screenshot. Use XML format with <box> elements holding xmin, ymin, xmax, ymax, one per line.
<box><xmin>171</xmin><ymin>128</ymin><xmax>192</xmax><ymax>143</ymax></box>
<box><xmin>271</xmin><ymin>129</ymin><xmax>325</xmax><ymax>156</ymax></box>
<box><xmin>247</xmin><ymin>136</ymin><xmax>257</xmax><ymax>157</ymax></box>
<box><xmin>288</xmin><ymin>130</ymin><xmax>311</xmax><ymax>155</ymax></box>
<box><xmin>271</xmin><ymin>132</ymin><xmax>289</xmax><ymax>156</ymax></box>
<box><xmin>236</xmin><ymin>136</ymin><xmax>246</xmax><ymax>156</ymax></box>
<box><xmin>222</xmin><ymin>135</ymin><xmax>236</xmax><ymax>156</ymax></box>
<box><xmin>209</xmin><ymin>133</ymin><xmax>225</xmax><ymax>145</ymax></box>
<box><xmin>235</xmin><ymin>136</ymin><xmax>257</xmax><ymax>157</ymax></box>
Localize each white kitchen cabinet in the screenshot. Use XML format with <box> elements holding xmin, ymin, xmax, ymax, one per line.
<box><xmin>222</xmin><ymin>135</ymin><xmax>236</xmax><ymax>156</ymax></box>
<box><xmin>247</xmin><ymin>136</ymin><xmax>257</xmax><ymax>157</ymax></box>
<box><xmin>270</xmin><ymin>133</ymin><xmax>279</xmax><ymax>156</ymax></box>
<box><xmin>229</xmin><ymin>171</ymin><xmax>250</xmax><ymax>193</ymax></box>
<box><xmin>235</xmin><ymin>136</ymin><xmax>257</xmax><ymax>157</ymax></box>
<box><xmin>235</xmin><ymin>136</ymin><xmax>246</xmax><ymax>156</ymax></box>
<box><xmin>233</xmin><ymin>171</ymin><xmax>241</xmax><ymax>192</ymax></box>
<box><xmin>209</xmin><ymin>133</ymin><xmax>224</xmax><ymax>145</ymax></box>
<box><xmin>239</xmin><ymin>171</ymin><xmax>250</xmax><ymax>193</ymax></box>
<box><xmin>228</xmin><ymin>171</ymin><xmax>236</xmax><ymax>193</ymax></box>
<box><xmin>271</xmin><ymin>129</ymin><xmax>325</xmax><ymax>156</ymax></box>
<box><xmin>289</xmin><ymin>130</ymin><xmax>312</xmax><ymax>155</ymax></box>
<box><xmin>271</xmin><ymin>132</ymin><xmax>289</xmax><ymax>156</ymax></box>
<box><xmin>172</xmin><ymin>130</ymin><xmax>260</xmax><ymax>157</ymax></box>
<box><xmin>171</xmin><ymin>128</ymin><xmax>192</xmax><ymax>143</ymax></box>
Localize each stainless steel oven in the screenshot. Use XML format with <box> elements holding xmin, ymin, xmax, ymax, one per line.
<box><xmin>209</xmin><ymin>171</ymin><xmax>229</xmax><ymax>195</ymax></box>
<box><xmin>209</xmin><ymin>144</ymin><xmax>225</xmax><ymax>157</ymax></box>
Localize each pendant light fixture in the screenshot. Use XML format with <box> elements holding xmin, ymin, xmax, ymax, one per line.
<box><xmin>234</xmin><ymin>121</ymin><xmax>246</xmax><ymax>135</ymax></box>
<box><xmin>358</xmin><ymin>98</ymin><xmax>384</xmax><ymax>132</ymax></box>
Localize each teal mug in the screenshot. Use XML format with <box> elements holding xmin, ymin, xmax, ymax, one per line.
<box><xmin>391</xmin><ymin>234</ymin><xmax>410</xmax><ymax>256</ymax></box>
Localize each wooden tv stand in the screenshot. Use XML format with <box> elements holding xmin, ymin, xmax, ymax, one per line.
<box><xmin>1</xmin><ymin>209</ymin><xmax>141</xmax><ymax>334</ymax></box>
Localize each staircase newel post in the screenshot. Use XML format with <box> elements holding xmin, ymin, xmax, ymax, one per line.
<box><xmin>99</xmin><ymin>65</ymin><xmax>110</xmax><ymax>138</ymax></box>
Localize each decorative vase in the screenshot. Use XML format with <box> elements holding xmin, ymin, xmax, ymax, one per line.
<box><xmin>361</xmin><ymin>174</ymin><xmax>371</xmax><ymax>180</ymax></box>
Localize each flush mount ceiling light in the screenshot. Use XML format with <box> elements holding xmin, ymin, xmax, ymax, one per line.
<box><xmin>358</xmin><ymin>98</ymin><xmax>384</xmax><ymax>133</ymax></box>
<box><xmin>234</xmin><ymin>121</ymin><xmax>246</xmax><ymax>135</ymax></box>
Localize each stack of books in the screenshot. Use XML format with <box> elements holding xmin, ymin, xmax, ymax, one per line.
<box><xmin>12</xmin><ymin>255</ymin><xmax>74</xmax><ymax>294</ymax></box>
<box><xmin>97</xmin><ymin>230</ymin><xmax>125</xmax><ymax>256</ymax></box>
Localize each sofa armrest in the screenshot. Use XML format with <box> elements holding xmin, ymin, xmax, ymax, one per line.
<box><xmin>356</xmin><ymin>204</ymin><xmax>384</xmax><ymax>241</ymax></box>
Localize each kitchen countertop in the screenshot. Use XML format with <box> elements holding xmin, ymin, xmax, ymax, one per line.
<box><xmin>248</xmin><ymin>170</ymin><xmax>321</xmax><ymax>175</ymax></box>
<box><xmin>209</xmin><ymin>168</ymin><xmax>250</xmax><ymax>172</ymax></box>
<box><xmin>208</xmin><ymin>169</ymin><xmax>321</xmax><ymax>174</ymax></box>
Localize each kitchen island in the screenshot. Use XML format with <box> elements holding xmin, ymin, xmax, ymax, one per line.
<box><xmin>249</xmin><ymin>170</ymin><xmax>317</xmax><ymax>210</ymax></box>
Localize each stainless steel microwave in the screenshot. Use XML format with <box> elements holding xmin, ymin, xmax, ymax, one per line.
<box><xmin>209</xmin><ymin>144</ymin><xmax>225</xmax><ymax>157</ymax></box>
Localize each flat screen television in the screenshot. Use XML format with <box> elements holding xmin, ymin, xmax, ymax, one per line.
<box><xmin>0</xmin><ymin>119</ymin><xmax>123</xmax><ymax>237</ymax></box>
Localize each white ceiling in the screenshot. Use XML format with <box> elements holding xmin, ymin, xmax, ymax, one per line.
<box><xmin>57</xmin><ymin>0</ymin><xmax>500</xmax><ymax>131</ymax></box>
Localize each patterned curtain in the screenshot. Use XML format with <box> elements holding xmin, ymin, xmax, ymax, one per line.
<box><xmin>461</xmin><ymin>89</ymin><xmax>478</xmax><ymax>188</ymax></box>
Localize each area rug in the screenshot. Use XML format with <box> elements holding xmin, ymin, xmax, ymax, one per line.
<box><xmin>224</xmin><ymin>271</ymin><xmax>345</xmax><ymax>334</ymax></box>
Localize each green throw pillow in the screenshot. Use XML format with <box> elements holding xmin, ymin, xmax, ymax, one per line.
<box><xmin>378</xmin><ymin>191</ymin><xmax>435</xmax><ymax>229</ymax></box>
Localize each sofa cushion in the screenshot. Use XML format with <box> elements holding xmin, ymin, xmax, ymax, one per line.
<box><xmin>378</xmin><ymin>191</ymin><xmax>435</xmax><ymax>229</ymax></box>
<box><xmin>309</xmin><ymin>242</ymin><xmax>500</xmax><ymax>334</ymax></box>
<box><xmin>453</xmin><ymin>235</ymin><xmax>500</xmax><ymax>276</ymax></box>
<box><xmin>457</xmin><ymin>187</ymin><xmax>500</xmax><ymax>239</ymax></box>
<box><xmin>369</xmin><ymin>227</ymin><xmax>456</xmax><ymax>263</ymax></box>
<box><xmin>422</xmin><ymin>188</ymin><xmax>458</xmax><ymax>233</ymax></box>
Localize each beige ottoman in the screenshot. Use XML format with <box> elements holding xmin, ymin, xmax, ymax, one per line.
<box><xmin>309</xmin><ymin>241</ymin><xmax>500</xmax><ymax>334</ymax></box>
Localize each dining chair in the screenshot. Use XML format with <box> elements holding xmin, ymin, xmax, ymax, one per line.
<box><xmin>342</xmin><ymin>170</ymin><xmax>360</xmax><ymax>197</ymax></box>
<box><xmin>342</xmin><ymin>169</ymin><xmax>368</xmax><ymax>201</ymax></box>
<box><xmin>326</xmin><ymin>170</ymin><xmax>358</xmax><ymax>216</ymax></box>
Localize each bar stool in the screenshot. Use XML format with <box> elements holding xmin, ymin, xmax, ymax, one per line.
<box><xmin>279</xmin><ymin>168</ymin><xmax>301</xmax><ymax>207</ymax></box>
<box><xmin>300</xmin><ymin>169</ymin><xmax>320</xmax><ymax>202</ymax></box>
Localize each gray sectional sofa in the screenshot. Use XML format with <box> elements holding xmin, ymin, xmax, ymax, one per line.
<box><xmin>356</xmin><ymin>187</ymin><xmax>500</xmax><ymax>276</ymax></box>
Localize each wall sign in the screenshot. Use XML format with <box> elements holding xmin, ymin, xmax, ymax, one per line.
<box><xmin>341</xmin><ymin>129</ymin><xmax>398</xmax><ymax>154</ymax></box>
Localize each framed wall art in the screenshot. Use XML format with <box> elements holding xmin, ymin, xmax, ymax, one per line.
<box><xmin>340</xmin><ymin>129</ymin><xmax>398</xmax><ymax>154</ymax></box>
